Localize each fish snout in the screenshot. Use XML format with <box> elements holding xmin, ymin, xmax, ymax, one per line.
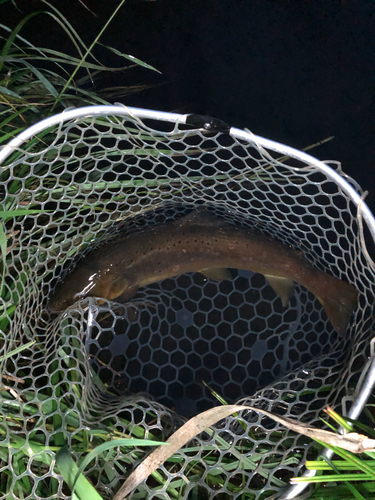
<box><xmin>47</xmin><ymin>295</ymin><xmax>70</xmax><ymax>313</ymax></box>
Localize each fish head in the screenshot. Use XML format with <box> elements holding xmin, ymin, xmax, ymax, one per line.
<box><xmin>47</xmin><ymin>288</ymin><xmax>76</xmax><ymax>313</ymax></box>
<box><xmin>47</xmin><ymin>263</ymin><xmax>129</xmax><ymax>313</ymax></box>
<box><xmin>47</xmin><ymin>263</ymin><xmax>97</xmax><ymax>313</ymax></box>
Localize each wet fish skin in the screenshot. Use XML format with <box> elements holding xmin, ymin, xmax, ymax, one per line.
<box><xmin>48</xmin><ymin>210</ymin><xmax>358</xmax><ymax>336</ymax></box>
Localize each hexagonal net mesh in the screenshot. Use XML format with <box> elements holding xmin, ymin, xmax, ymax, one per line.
<box><xmin>0</xmin><ymin>105</ymin><xmax>374</xmax><ymax>499</ymax></box>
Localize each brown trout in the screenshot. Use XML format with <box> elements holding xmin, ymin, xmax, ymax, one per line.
<box><xmin>48</xmin><ymin>209</ymin><xmax>358</xmax><ymax>336</ymax></box>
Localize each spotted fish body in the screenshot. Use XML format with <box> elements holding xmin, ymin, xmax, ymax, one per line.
<box><xmin>48</xmin><ymin>210</ymin><xmax>358</xmax><ymax>336</ymax></box>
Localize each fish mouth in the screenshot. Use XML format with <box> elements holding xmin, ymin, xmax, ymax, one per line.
<box><xmin>47</xmin><ymin>296</ymin><xmax>71</xmax><ymax>313</ymax></box>
<box><xmin>48</xmin><ymin>287</ymin><xmax>88</xmax><ymax>313</ymax></box>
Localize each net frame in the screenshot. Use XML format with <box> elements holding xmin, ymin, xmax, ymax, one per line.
<box><xmin>0</xmin><ymin>104</ymin><xmax>374</xmax><ymax>499</ymax></box>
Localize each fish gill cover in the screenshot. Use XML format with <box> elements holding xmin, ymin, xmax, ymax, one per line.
<box><xmin>0</xmin><ymin>106</ymin><xmax>374</xmax><ymax>499</ymax></box>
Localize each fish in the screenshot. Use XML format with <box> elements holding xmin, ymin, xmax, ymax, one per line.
<box><xmin>48</xmin><ymin>209</ymin><xmax>358</xmax><ymax>336</ymax></box>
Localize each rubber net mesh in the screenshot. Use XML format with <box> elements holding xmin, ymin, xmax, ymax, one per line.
<box><xmin>0</xmin><ymin>109</ymin><xmax>374</xmax><ymax>499</ymax></box>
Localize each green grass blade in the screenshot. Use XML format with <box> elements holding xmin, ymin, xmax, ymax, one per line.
<box><xmin>0</xmin><ymin>85</ymin><xmax>23</xmax><ymax>99</ymax></box>
<box><xmin>20</xmin><ymin>59</ymin><xmax>59</xmax><ymax>97</ymax></box>
<box><xmin>40</xmin><ymin>0</ymin><xmax>102</xmax><ymax>65</ymax></box>
<box><xmin>99</xmin><ymin>43</ymin><xmax>161</xmax><ymax>73</ymax></box>
<box><xmin>0</xmin><ymin>128</ymin><xmax>31</xmax><ymax>144</ymax></box>
<box><xmin>0</xmin><ymin>209</ymin><xmax>44</xmax><ymax>295</ymax></box>
<box><xmin>56</xmin><ymin>446</ymin><xmax>104</xmax><ymax>500</ymax></box>
<box><xmin>307</xmin><ymin>459</ymin><xmax>375</xmax><ymax>471</ymax></box>
<box><xmin>51</xmin><ymin>0</ymin><xmax>127</xmax><ymax>111</ymax></box>
<box><xmin>323</xmin><ymin>455</ymin><xmax>367</xmax><ymax>500</ymax></box>
<box><xmin>0</xmin><ymin>340</ymin><xmax>35</xmax><ymax>362</ymax></box>
<box><xmin>0</xmin><ymin>222</ymin><xmax>7</xmax><ymax>297</ymax></box>
<box><xmin>314</xmin><ymin>439</ymin><xmax>375</xmax><ymax>478</ymax></box>
<box><xmin>2</xmin><ymin>57</ymin><xmax>59</xmax><ymax>98</ymax></box>
<box><xmin>297</xmin><ymin>472</ymin><xmax>372</xmax><ymax>482</ymax></box>
<box><xmin>72</xmin><ymin>438</ymin><xmax>168</xmax><ymax>493</ymax></box>
<box><xmin>324</xmin><ymin>407</ymin><xmax>353</xmax><ymax>432</ymax></box>
<box><xmin>0</xmin><ymin>12</ymin><xmax>41</xmax><ymax>72</ymax></box>
<box><xmin>0</xmin><ymin>105</ymin><xmax>36</xmax><ymax>129</ymax></box>
<box><xmin>0</xmin><ymin>209</ymin><xmax>43</xmax><ymax>217</ymax></box>
<box><xmin>0</xmin><ymin>0</ymin><xmax>21</xmax><ymax>9</ymax></box>
<box><xmin>343</xmin><ymin>416</ymin><xmax>375</xmax><ymax>439</ymax></box>
<box><xmin>16</xmin><ymin>48</ymin><xmax>129</xmax><ymax>71</ymax></box>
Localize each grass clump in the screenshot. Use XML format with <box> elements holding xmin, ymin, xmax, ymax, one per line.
<box><xmin>0</xmin><ymin>0</ymin><xmax>158</xmax><ymax>145</ymax></box>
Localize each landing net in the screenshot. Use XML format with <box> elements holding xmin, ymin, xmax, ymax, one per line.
<box><xmin>0</xmin><ymin>105</ymin><xmax>374</xmax><ymax>499</ymax></box>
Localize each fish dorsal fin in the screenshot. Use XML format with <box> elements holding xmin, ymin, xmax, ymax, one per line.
<box><xmin>173</xmin><ymin>209</ymin><xmax>224</xmax><ymax>227</ymax></box>
<box><xmin>200</xmin><ymin>268</ymin><xmax>233</xmax><ymax>281</ymax></box>
<box><xmin>264</xmin><ymin>274</ymin><xmax>295</xmax><ymax>307</ymax></box>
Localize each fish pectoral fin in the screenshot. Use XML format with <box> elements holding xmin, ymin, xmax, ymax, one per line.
<box><xmin>114</xmin><ymin>284</ymin><xmax>139</xmax><ymax>303</ymax></box>
<box><xmin>200</xmin><ymin>268</ymin><xmax>232</xmax><ymax>281</ymax></box>
<box><xmin>264</xmin><ymin>275</ymin><xmax>295</xmax><ymax>307</ymax></box>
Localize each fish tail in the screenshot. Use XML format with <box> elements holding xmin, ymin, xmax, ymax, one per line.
<box><xmin>316</xmin><ymin>280</ymin><xmax>358</xmax><ymax>337</ymax></box>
